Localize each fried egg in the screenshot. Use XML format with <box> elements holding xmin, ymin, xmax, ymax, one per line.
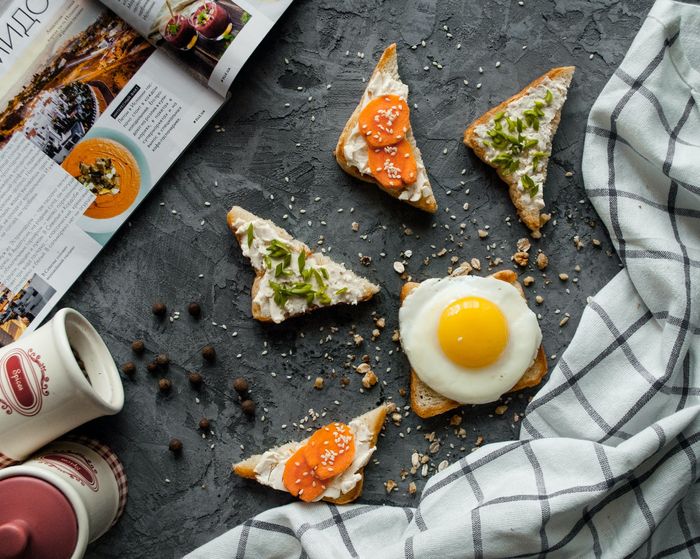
<box><xmin>399</xmin><ymin>275</ymin><xmax>542</xmax><ymax>404</ymax></box>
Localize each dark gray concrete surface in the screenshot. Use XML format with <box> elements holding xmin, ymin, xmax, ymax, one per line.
<box><xmin>60</xmin><ymin>0</ymin><xmax>653</xmax><ymax>556</ymax></box>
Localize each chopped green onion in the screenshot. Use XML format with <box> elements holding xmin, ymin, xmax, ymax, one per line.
<box><xmin>246</xmin><ymin>224</ymin><xmax>254</xmax><ymax>247</ymax></box>
<box><xmin>544</xmin><ymin>89</ymin><xmax>553</xmax><ymax>105</ymax></box>
<box><xmin>521</xmin><ymin>174</ymin><xmax>538</xmax><ymax>197</ymax></box>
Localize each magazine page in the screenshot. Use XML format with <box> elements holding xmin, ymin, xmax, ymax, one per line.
<box><xmin>0</xmin><ymin>0</ymin><xmax>224</xmax><ymax>346</ymax></box>
<box><xmin>101</xmin><ymin>0</ymin><xmax>293</xmax><ymax>96</ymax></box>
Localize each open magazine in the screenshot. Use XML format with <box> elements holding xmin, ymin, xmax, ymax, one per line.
<box><xmin>0</xmin><ymin>0</ymin><xmax>292</xmax><ymax>346</ymax></box>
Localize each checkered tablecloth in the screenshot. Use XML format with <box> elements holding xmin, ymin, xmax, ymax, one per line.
<box><xmin>187</xmin><ymin>0</ymin><xmax>700</xmax><ymax>556</ymax></box>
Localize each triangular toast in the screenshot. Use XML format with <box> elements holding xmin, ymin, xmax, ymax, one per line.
<box><xmin>401</xmin><ymin>268</ymin><xmax>548</xmax><ymax>419</ymax></box>
<box><xmin>227</xmin><ymin>206</ymin><xmax>380</xmax><ymax>323</ymax></box>
<box><xmin>334</xmin><ymin>43</ymin><xmax>437</xmax><ymax>213</ymax></box>
<box><xmin>463</xmin><ymin>66</ymin><xmax>575</xmax><ymax>238</ymax></box>
<box><xmin>232</xmin><ymin>404</ymin><xmax>390</xmax><ymax>504</ymax></box>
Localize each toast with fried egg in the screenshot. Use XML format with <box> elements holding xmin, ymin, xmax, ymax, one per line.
<box><xmin>233</xmin><ymin>404</ymin><xmax>390</xmax><ymax>504</ymax></box>
<box><xmin>463</xmin><ymin>66</ymin><xmax>575</xmax><ymax>238</ymax></box>
<box><xmin>227</xmin><ymin>206</ymin><xmax>379</xmax><ymax>323</ymax></box>
<box><xmin>400</xmin><ymin>268</ymin><xmax>547</xmax><ymax>419</ymax></box>
<box><xmin>334</xmin><ymin>43</ymin><xmax>437</xmax><ymax>213</ymax></box>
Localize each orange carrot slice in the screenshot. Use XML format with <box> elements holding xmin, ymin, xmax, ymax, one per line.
<box><xmin>358</xmin><ymin>95</ymin><xmax>410</xmax><ymax>147</ymax></box>
<box><xmin>302</xmin><ymin>422</ymin><xmax>356</xmax><ymax>480</ymax></box>
<box><xmin>367</xmin><ymin>139</ymin><xmax>418</xmax><ymax>189</ymax></box>
<box><xmin>282</xmin><ymin>447</ymin><xmax>326</xmax><ymax>502</ymax></box>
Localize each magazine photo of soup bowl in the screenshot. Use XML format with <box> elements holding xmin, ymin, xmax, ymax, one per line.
<box><xmin>60</xmin><ymin>129</ymin><xmax>151</xmax><ymax>239</ymax></box>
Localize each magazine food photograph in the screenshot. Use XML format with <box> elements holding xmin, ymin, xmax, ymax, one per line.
<box><xmin>0</xmin><ymin>0</ymin><xmax>697</xmax><ymax>558</ymax></box>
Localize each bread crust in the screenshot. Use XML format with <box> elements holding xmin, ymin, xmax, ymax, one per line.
<box><xmin>463</xmin><ymin>66</ymin><xmax>575</xmax><ymax>238</ymax></box>
<box><xmin>232</xmin><ymin>404</ymin><xmax>391</xmax><ymax>504</ymax></box>
<box><xmin>227</xmin><ymin>206</ymin><xmax>379</xmax><ymax>322</ymax></box>
<box><xmin>401</xmin><ymin>269</ymin><xmax>548</xmax><ymax>419</ymax></box>
<box><xmin>334</xmin><ymin>43</ymin><xmax>437</xmax><ymax>214</ymax></box>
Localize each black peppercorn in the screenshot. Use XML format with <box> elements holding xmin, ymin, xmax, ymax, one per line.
<box><xmin>168</xmin><ymin>438</ymin><xmax>183</xmax><ymax>453</ymax></box>
<box><xmin>188</xmin><ymin>371</ymin><xmax>203</xmax><ymax>387</ymax></box>
<box><xmin>188</xmin><ymin>302</ymin><xmax>201</xmax><ymax>318</ymax></box>
<box><xmin>147</xmin><ymin>361</ymin><xmax>159</xmax><ymax>374</ymax></box>
<box><xmin>121</xmin><ymin>362</ymin><xmax>136</xmax><ymax>377</ymax></box>
<box><xmin>201</xmin><ymin>345</ymin><xmax>216</xmax><ymax>362</ymax></box>
<box><xmin>158</xmin><ymin>378</ymin><xmax>172</xmax><ymax>392</ymax></box>
<box><xmin>241</xmin><ymin>399</ymin><xmax>255</xmax><ymax>416</ymax></box>
<box><xmin>131</xmin><ymin>340</ymin><xmax>145</xmax><ymax>355</ymax></box>
<box><xmin>155</xmin><ymin>353</ymin><xmax>169</xmax><ymax>367</ymax></box>
<box><xmin>152</xmin><ymin>302</ymin><xmax>167</xmax><ymax>317</ymax></box>
<box><xmin>198</xmin><ymin>418</ymin><xmax>210</xmax><ymax>430</ymax></box>
<box><xmin>233</xmin><ymin>377</ymin><xmax>249</xmax><ymax>394</ymax></box>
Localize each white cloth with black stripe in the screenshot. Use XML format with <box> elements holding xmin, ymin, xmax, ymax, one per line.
<box><xmin>187</xmin><ymin>0</ymin><xmax>700</xmax><ymax>556</ymax></box>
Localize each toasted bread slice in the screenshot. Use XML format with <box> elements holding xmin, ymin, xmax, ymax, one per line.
<box><xmin>463</xmin><ymin>66</ymin><xmax>575</xmax><ymax>238</ymax></box>
<box><xmin>232</xmin><ymin>404</ymin><xmax>391</xmax><ymax>504</ymax></box>
<box><xmin>400</xmin><ymin>268</ymin><xmax>547</xmax><ymax>419</ymax></box>
<box><xmin>334</xmin><ymin>43</ymin><xmax>437</xmax><ymax>214</ymax></box>
<box><xmin>227</xmin><ymin>206</ymin><xmax>379</xmax><ymax>323</ymax></box>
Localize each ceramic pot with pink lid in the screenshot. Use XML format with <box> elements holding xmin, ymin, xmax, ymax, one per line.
<box><xmin>0</xmin><ymin>437</ymin><xmax>127</xmax><ymax>559</ymax></box>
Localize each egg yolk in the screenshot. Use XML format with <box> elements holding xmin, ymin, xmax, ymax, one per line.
<box><xmin>437</xmin><ymin>296</ymin><xmax>509</xmax><ymax>368</ymax></box>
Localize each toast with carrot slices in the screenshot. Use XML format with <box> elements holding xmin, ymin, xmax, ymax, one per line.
<box><xmin>463</xmin><ymin>66</ymin><xmax>575</xmax><ymax>237</ymax></box>
<box><xmin>227</xmin><ymin>206</ymin><xmax>379</xmax><ymax>323</ymax></box>
<box><xmin>335</xmin><ymin>43</ymin><xmax>437</xmax><ymax>213</ymax></box>
<box><xmin>233</xmin><ymin>404</ymin><xmax>390</xmax><ymax>504</ymax></box>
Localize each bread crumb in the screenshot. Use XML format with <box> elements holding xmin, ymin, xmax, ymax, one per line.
<box><xmin>408</xmin><ymin>481</ymin><xmax>417</xmax><ymax>495</ymax></box>
<box><xmin>449</xmin><ymin>414</ymin><xmax>462</xmax><ymax>426</ymax></box>
<box><xmin>523</xmin><ymin>275</ymin><xmax>535</xmax><ymax>286</ymax></box>
<box><xmin>535</xmin><ymin>295</ymin><xmax>544</xmax><ymax>304</ymax></box>
<box><xmin>384</xmin><ymin>479</ymin><xmax>397</xmax><ymax>493</ymax></box>
<box><xmin>351</xmin><ymin>222</ymin><xmax>359</xmax><ymax>232</ymax></box>
<box><xmin>478</xmin><ymin>229</ymin><xmax>489</xmax><ymax>239</ymax></box>
<box><xmin>559</xmin><ymin>273</ymin><xmax>569</xmax><ymax>281</ymax></box>
<box><xmin>536</xmin><ymin>253</ymin><xmax>549</xmax><ymax>270</ymax></box>
<box><xmin>314</xmin><ymin>377</ymin><xmax>324</xmax><ymax>390</ymax></box>
<box><xmin>495</xmin><ymin>405</ymin><xmax>508</xmax><ymax>415</ymax></box>
<box><xmin>513</xmin><ymin>251</ymin><xmax>529</xmax><ymax>267</ymax></box>
<box><xmin>362</xmin><ymin>370</ymin><xmax>378</xmax><ymax>388</ymax></box>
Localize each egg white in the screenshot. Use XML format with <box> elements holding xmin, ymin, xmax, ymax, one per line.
<box><xmin>399</xmin><ymin>275</ymin><xmax>542</xmax><ymax>404</ymax></box>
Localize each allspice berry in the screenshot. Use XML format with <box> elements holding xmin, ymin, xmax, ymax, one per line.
<box><xmin>155</xmin><ymin>353</ymin><xmax>169</xmax><ymax>367</ymax></box>
<box><xmin>232</xmin><ymin>377</ymin><xmax>249</xmax><ymax>394</ymax></box>
<box><xmin>188</xmin><ymin>371</ymin><xmax>203</xmax><ymax>387</ymax></box>
<box><xmin>198</xmin><ymin>418</ymin><xmax>210</xmax><ymax>430</ymax></box>
<box><xmin>168</xmin><ymin>438</ymin><xmax>183</xmax><ymax>453</ymax></box>
<box><xmin>188</xmin><ymin>302</ymin><xmax>201</xmax><ymax>318</ymax></box>
<box><xmin>201</xmin><ymin>345</ymin><xmax>216</xmax><ymax>362</ymax></box>
<box><xmin>241</xmin><ymin>399</ymin><xmax>255</xmax><ymax>416</ymax></box>
<box><xmin>152</xmin><ymin>302</ymin><xmax>167</xmax><ymax>317</ymax></box>
<box><xmin>158</xmin><ymin>378</ymin><xmax>172</xmax><ymax>392</ymax></box>
<box><xmin>121</xmin><ymin>362</ymin><xmax>136</xmax><ymax>377</ymax></box>
<box><xmin>147</xmin><ymin>362</ymin><xmax>159</xmax><ymax>374</ymax></box>
<box><xmin>131</xmin><ymin>340</ymin><xmax>145</xmax><ymax>355</ymax></box>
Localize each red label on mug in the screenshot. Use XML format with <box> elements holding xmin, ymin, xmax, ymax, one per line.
<box><xmin>39</xmin><ymin>452</ymin><xmax>99</xmax><ymax>492</ymax></box>
<box><xmin>0</xmin><ymin>349</ymin><xmax>47</xmax><ymax>417</ymax></box>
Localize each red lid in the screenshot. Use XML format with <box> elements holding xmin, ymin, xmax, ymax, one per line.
<box><xmin>0</xmin><ymin>476</ymin><xmax>78</xmax><ymax>559</ymax></box>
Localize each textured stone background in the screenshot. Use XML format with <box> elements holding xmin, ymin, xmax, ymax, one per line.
<box><xmin>60</xmin><ymin>0</ymin><xmax>653</xmax><ymax>556</ymax></box>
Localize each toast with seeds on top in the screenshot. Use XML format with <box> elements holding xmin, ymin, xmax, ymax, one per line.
<box><xmin>335</xmin><ymin>43</ymin><xmax>437</xmax><ymax>214</ymax></box>
<box><xmin>233</xmin><ymin>404</ymin><xmax>391</xmax><ymax>504</ymax></box>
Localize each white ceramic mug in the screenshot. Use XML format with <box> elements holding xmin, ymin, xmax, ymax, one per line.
<box><xmin>0</xmin><ymin>308</ymin><xmax>124</xmax><ymax>466</ymax></box>
<box><xmin>0</xmin><ymin>437</ymin><xmax>127</xmax><ymax>559</ymax></box>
